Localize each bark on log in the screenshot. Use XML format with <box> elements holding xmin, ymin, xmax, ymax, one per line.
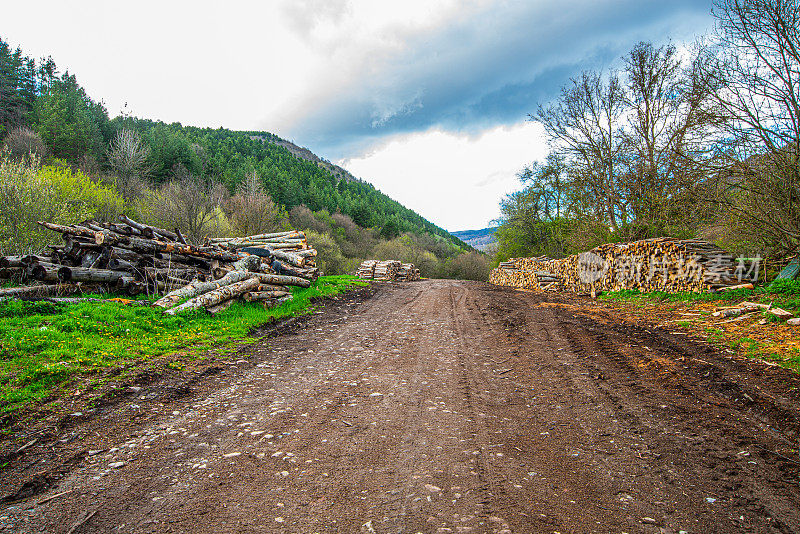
<box><xmin>207</xmin><ymin>298</ymin><xmax>236</xmax><ymax>315</ymax></box>
<box><xmin>257</xmin><ymin>284</ymin><xmax>288</xmax><ymax>292</ymax></box>
<box><xmin>255</xmin><ymin>273</ymin><xmax>311</xmax><ymax>288</ymax></box>
<box><xmin>119</xmin><ymin>215</ymin><xmax>178</xmax><ymax>242</ymax></box>
<box><xmin>152</xmin><ymin>270</ymin><xmax>256</xmax><ymax>309</ymax></box>
<box><xmin>0</xmin><ymin>284</ymin><xmax>78</xmax><ymax>298</ymax></box>
<box><xmin>0</xmin><ymin>267</ymin><xmax>22</xmax><ymax>279</ymax></box>
<box><xmin>120</xmin><ymin>236</ymin><xmax>239</xmax><ymax>261</ymax></box>
<box><xmin>242</xmin><ymin>290</ymin><xmax>290</xmax><ymax>302</ymax></box>
<box><xmin>0</xmin><ymin>256</ymin><xmax>23</xmax><ymax>268</ymax></box>
<box><xmin>212</xmin><ymin>266</ymin><xmax>232</xmax><ymax>280</ymax></box>
<box><xmin>233</xmin><ymin>255</ymin><xmax>261</xmax><ymax>272</ymax></box>
<box><xmin>21</xmin><ymin>255</ymin><xmax>50</xmax><ymax>265</ymax></box>
<box><xmin>107</xmin><ymin>258</ymin><xmax>135</xmax><ymax>271</ymax></box>
<box><xmin>241</xmin><ymin>247</ymin><xmax>308</xmax><ymax>267</ymax></box>
<box><xmin>32</xmin><ymin>265</ymin><xmax>61</xmax><ymax>282</ymax></box>
<box><xmin>38</xmin><ymin>221</ymin><xmax>95</xmax><ymax>239</ymax></box>
<box><xmin>57</xmin><ymin>267</ymin><xmax>126</xmax><ymax>283</ymax></box>
<box><xmin>165</xmin><ymin>276</ymin><xmax>261</xmax><ymax>315</ymax></box>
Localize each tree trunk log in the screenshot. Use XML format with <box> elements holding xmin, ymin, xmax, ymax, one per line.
<box><xmin>165</xmin><ymin>276</ymin><xmax>261</xmax><ymax>315</ymax></box>
<box><xmin>256</xmin><ymin>273</ymin><xmax>311</xmax><ymax>288</ymax></box>
<box><xmin>206</xmin><ymin>299</ymin><xmax>236</xmax><ymax>315</ymax></box>
<box><xmin>242</xmin><ymin>290</ymin><xmax>290</xmax><ymax>302</ymax></box>
<box><xmin>57</xmin><ymin>267</ymin><xmax>126</xmax><ymax>283</ymax></box>
<box><xmin>0</xmin><ymin>284</ymin><xmax>78</xmax><ymax>298</ymax></box>
<box><xmin>153</xmin><ymin>270</ymin><xmax>256</xmax><ymax>309</ymax></box>
<box><xmin>119</xmin><ymin>215</ymin><xmax>178</xmax><ymax>242</ymax></box>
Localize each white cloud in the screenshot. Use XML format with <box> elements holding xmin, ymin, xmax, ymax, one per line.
<box><xmin>0</xmin><ymin>0</ymin><xmax>714</xmax><ymax>231</ymax></box>
<box><xmin>339</xmin><ymin>122</ymin><xmax>549</xmax><ymax>231</ymax></box>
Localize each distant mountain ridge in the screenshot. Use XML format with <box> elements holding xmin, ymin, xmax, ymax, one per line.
<box><xmin>451</xmin><ymin>228</ymin><xmax>498</xmax><ymax>252</ymax></box>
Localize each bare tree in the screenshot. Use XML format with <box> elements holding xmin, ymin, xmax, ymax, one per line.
<box><xmin>107</xmin><ymin>128</ymin><xmax>151</xmax><ymax>200</ymax></box>
<box><xmin>622</xmin><ymin>42</ymin><xmax>723</xmax><ymax>231</ymax></box>
<box><xmin>533</xmin><ymin>71</ymin><xmax>629</xmax><ymax>229</ymax></box>
<box><xmin>707</xmin><ymin>0</ymin><xmax>800</xmax><ymax>256</ymax></box>
<box><xmin>3</xmin><ymin>126</ymin><xmax>47</xmax><ymax>160</ymax></box>
<box><xmin>147</xmin><ymin>174</ymin><xmax>224</xmax><ymax>244</ymax></box>
<box><xmin>224</xmin><ymin>171</ymin><xmax>288</xmax><ymax>236</ymax></box>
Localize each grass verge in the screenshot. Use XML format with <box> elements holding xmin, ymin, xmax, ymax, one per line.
<box><xmin>0</xmin><ymin>275</ymin><xmax>368</xmax><ymax>413</ymax></box>
<box><xmin>598</xmin><ymin>285</ymin><xmax>800</xmax><ymax>372</ymax></box>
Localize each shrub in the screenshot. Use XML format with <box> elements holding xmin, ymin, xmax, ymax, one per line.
<box><xmin>445</xmin><ymin>251</ymin><xmax>491</xmax><ymax>281</ymax></box>
<box><xmin>289</xmin><ymin>205</ymin><xmax>331</xmax><ymax>234</ymax></box>
<box><xmin>305</xmin><ymin>230</ymin><xmax>348</xmax><ymax>275</ymax></box>
<box><xmin>141</xmin><ymin>175</ymin><xmax>229</xmax><ymax>243</ymax></box>
<box><xmin>372</xmin><ymin>234</ymin><xmax>440</xmax><ymax>277</ymax></box>
<box><xmin>0</xmin><ymin>154</ymin><xmax>125</xmax><ymax>253</ymax></box>
<box><xmin>224</xmin><ymin>172</ymin><xmax>289</xmax><ymax>236</ymax></box>
<box><xmin>3</xmin><ymin>126</ymin><xmax>47</xmax><ymax>160</ymax></box>
<box><xmin>767</xmin><ymin>279</ymin><xmax>800</xmax><ymax>296</ymax></box>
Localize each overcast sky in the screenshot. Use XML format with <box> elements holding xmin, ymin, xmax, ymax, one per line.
<box><xmin>2</xmin><ymin>0</ymin><xmax>713</xmax><ymax>231</ymax></box>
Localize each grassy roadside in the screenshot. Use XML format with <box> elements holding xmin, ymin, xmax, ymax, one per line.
<box><xmin>598</xmin><ymin>281</ymin><xmax>800</xmax><ymax>371</ymax></box>
<box><xmin>0</xmin><ymin>275</ymin><xmax>368</xmax><ymax>414</ymax></box>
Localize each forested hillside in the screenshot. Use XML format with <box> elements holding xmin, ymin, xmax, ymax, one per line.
<box><xmin>0</xmin><ymin>36</ymin><xmax>488</xmax><ymax>279</ymax></box>
<box><xmin>451</xmin><ymin>228</ymin><xmax>498</xmax><ymax>252</ymax></box>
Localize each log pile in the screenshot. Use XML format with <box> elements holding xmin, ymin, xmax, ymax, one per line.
<box><xmin>489</xmin><ymin>237</ymin><xmax>758</xmax><ymax>294</ymax></box>
<box><xmin>357</xmin><ymin>260</ymin><xmax>378</xmax><ymax>279</ymax></box>
<box><xmin>397</xmin><ymin>263</ymin><xmax>421</xmax><ymax>282</ymax></box>
<box><xmin>356</xmin><ymin>260</ymin><xmax>420</xmax><ymax>281</ymax></box>
<box><xmin>0</xmin><ymin>217</ymin><xmax>319</xmax><ymax>313</ymax></box>
<box><xmin>154</xmin><ymin>271</ymin><xmax>303</xmax><ymax>315</ymax></box>
<box><xmin>205</xmin><ymin>231</ymin><xmax>319</xmax><ymax>278</ymax></box>
<box><xmin>374</xmin><ymin>260</ymin><xmax>401</xmax><ymax>281</ymax></box>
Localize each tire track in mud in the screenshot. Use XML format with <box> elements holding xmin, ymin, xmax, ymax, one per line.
<box><xmin>506</xmin><ymin>289</ymin><xmax>800</xmax><ymax>534</ymax></box>
<box><xmin>2</xmin><ymin>281</ymin><xmax>798</xmax><ymax>534</ymax></box>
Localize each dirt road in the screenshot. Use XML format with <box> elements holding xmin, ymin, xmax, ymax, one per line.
<box><xmin>1</xmin><ymin>280</ymin><xmax>799</xmax><ymax>533</ymax></box>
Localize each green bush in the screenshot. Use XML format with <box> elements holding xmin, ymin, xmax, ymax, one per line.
<box><xmin>0</xmin><ymin>154</ymin><xmax>125</xmax><ymax>254</ymax></box>
<box><xmin>306</xmin><ymin>230</ymin><xmax>348</xmax><ymax>275</ymax></box>
<box><xmin>767</xmin><ymin>278</ymin><xmax>800</xmax><ymax>296</ymax></box>
<box><xmin>444</xmin><ymin>251</ymin><xmax>492</xmax><ymax>280</ymax></box>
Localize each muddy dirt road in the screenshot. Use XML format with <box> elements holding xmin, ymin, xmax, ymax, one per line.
<box><xmin>2</xmin><ymin>280</ymin><xmax>799</xmax><ymax>533</ymax></box>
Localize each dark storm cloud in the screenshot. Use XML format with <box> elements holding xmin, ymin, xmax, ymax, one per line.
<box><xmin>280</xmin><ymin>0</ymin><xmax>712</xmax><ymax>158</ymax></box>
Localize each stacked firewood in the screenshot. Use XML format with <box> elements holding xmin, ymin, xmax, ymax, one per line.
<box><xmin>205</xmin><ymin>230</ymin><xmax>319</xmax><ymax>280</ymax></box>
<box><xmin>374</xmin><ymin>260</ymin><xmax>400</xmax><ymax>281</ymax></box>
<box><xmin>489</xmin><ymin>237</ymin><xmax>757</xmax><ymax>294</ymax></box>
<box><xmin>356</xmin><ymin>260</ymin><xmax>420</xmax><ymax>281</ymax></box>
<box><xmin>0</xmin><ymin>217</ymin><xmax>318</xmax><ymax>312</ymax></box>
<box><xmin>397</xmin><ymin>263</ymin><xmax>421</xmax><ymax>281</ymax></box>
<box><xmin>357</xmin><ymin>260</ymin><xmax>378</xmax><ymax>279</ymax></box>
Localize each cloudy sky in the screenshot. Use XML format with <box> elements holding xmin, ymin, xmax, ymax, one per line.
<box><xmin>2</xmin><ymin>0</ymin><xmax>713</xmax><ymax>231</ymax></box>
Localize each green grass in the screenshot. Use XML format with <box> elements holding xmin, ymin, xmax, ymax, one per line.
<box><xmin>0</xmin><ymin>275</ymin><xmax>367</xmax><ymax>413</ymax></box>
<box><xmin>598</xmin><ymin>286</ymin><xmax>800</xmax><ymax>314</ymax></box>
<box><xmin>729</xmin><ymin>336</ymin><xmax>760</xmax><ymax>355</ymax></box>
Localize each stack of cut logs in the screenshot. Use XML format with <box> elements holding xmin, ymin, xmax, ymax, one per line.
<box><xmin>205</xmin><ymin>231</ymin><xmax>319</xmax><ymax>280</ymax></box>
<box><xmin>489</xmin><ymin>237</ymin><xmax>757</xmax><ymax>294</ymax></box>
<box><xmin>357</xmin><ymin>260</ymin><xmax>378</xmax><ymax>279</ymax></box>
<box><xmin>0</xmin><ymin>217</ymin><xmax>318</xmax><ymax>313</ymax></box>
<box><xmin>374</xmin><ymin>260</ymin><xmax>400</xmax><ymax>281</ymax></box>
<box><xmin>356</xmin><ymin>260</ymin><xmax>420</xmax><ymax>282</ymax></box>
<box><xmin>397</xmin><ymin>263</ymin><xmax>421</xmax><ymax>282</ymax></box>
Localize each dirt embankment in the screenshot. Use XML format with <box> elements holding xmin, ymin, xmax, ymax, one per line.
<box><xmin>0</xmin><ymin>280</ymin><xmax>798</xmax><ymax>533</ymax></box>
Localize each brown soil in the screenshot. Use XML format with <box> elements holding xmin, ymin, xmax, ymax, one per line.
<box><xmin>0</xmin><ymin>280</ymin><xmax>798</xmax><ymax>533</ymax></box>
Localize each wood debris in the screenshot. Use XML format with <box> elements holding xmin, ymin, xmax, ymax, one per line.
<box><xmin>0</xmin><ymin>217</ymin><xmax>318</xmax><ymax>313</ymax></box>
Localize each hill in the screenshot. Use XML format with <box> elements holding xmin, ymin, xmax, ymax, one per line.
<box><xmin>451</xmin><ymin>228</ymin><xmax>498</xmax><ymax>252</ymax></box>
<box><xmin>0</xmin><ymin>35</ymin><xmax>490</xmax><ymax>279</ymax></box>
